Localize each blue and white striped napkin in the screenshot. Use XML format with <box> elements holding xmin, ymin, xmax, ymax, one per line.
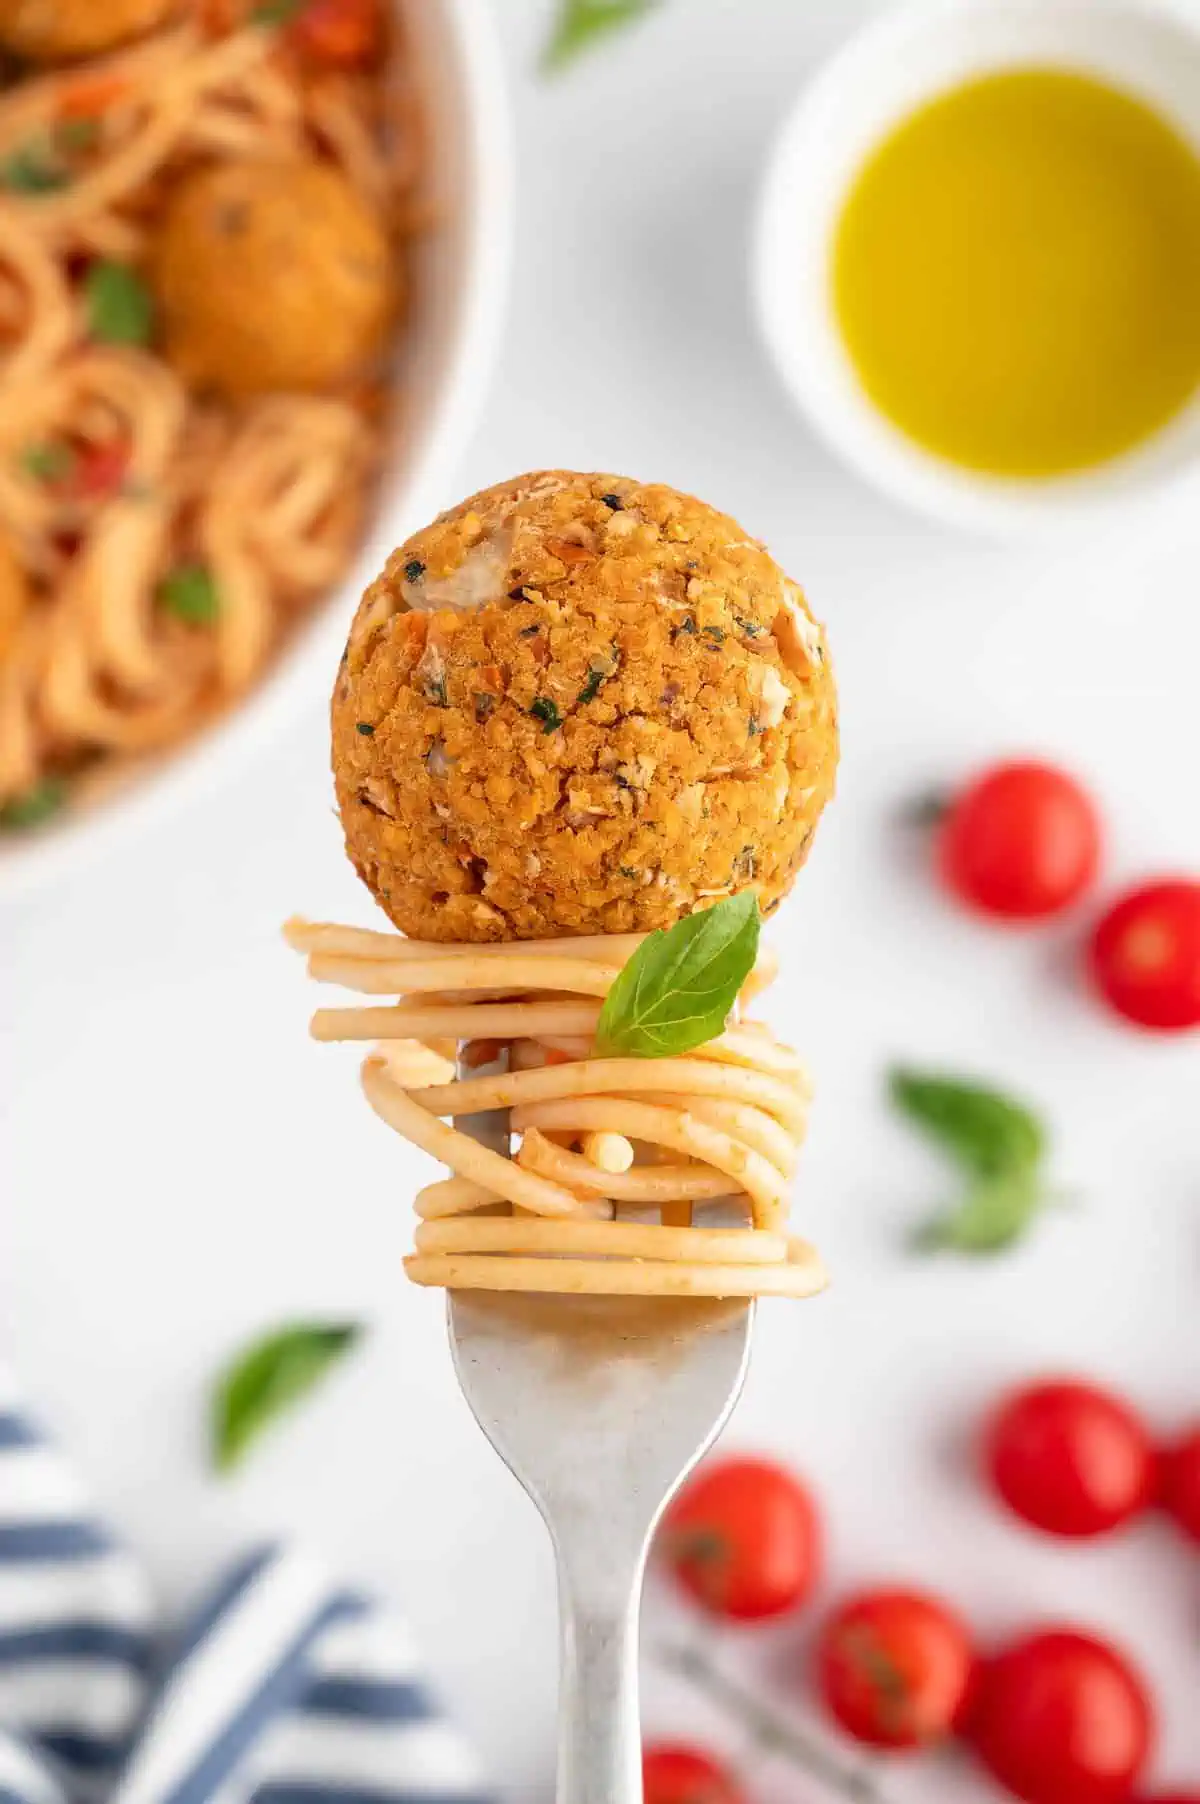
<box><xmin>0</xmin><ymin>1367</ymin><xmax>490</xmax><ymax>1804</ymax></box>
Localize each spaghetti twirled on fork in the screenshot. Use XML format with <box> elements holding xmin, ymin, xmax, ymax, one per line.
<box><xmin>285</xmin><ymin>917</ymin><xmax>826</xmax><ymax>1299</ymax></box>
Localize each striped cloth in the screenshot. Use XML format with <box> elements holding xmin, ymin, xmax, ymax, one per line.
<box><xmin>0</xmin><ymin>1369</ymin><xmax>489</xmax><ymax>1804</ymax></box>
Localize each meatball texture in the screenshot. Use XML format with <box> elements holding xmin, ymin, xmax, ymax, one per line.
<box><xmin>0</xmin><ymin>532</ymin><xmax>29</xmax><ymax>663</ymax></box>
<box><xmin>151</xmin><ymin>159</ymin><xmax>395</xmax><ymax>398</ymax></box>
<box><xmin>0</xmin><ymin>0</ymin><xmax>174</xmax><ymax>60</ymax></box>
<box><xmin>333</xmin><ymin>472</ymin><xmax>838</xmax><ymax>942</ymax></box>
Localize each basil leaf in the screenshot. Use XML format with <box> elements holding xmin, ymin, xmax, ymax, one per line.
<box><xmin>913</xmin><ymin>1168</ymin><xmax>1045</xmax><ymax>1255</ymax></box>
<box><xmin>890</xmin><ymin>1067</ymin><xmax>1057</xmax><ymax>1257</ymax></box>
<box><xmin>85</xmin><ymin>261</ymin><xmax>154</xmax><ymax>346</ymax></box>
<box><xmin>20</xmin><ymin>441</ymin><xmax>75</xmax><ymax>486</ymax></box>
<box><xmin>889</xmin><ymin>1068</ymin><xmax>1044</xmax><ymax>1177</ymax></box>
<box><xmin>1</xmin><ymin>141</ymin><xmax>68</xmax><ymax>194</ymax></box>
<box><xmin>0</xmin><ymin>778</ymin><xmax>66</xmax><ymax>830</ymax></box>
<box><xmin>594</xmin><ymin>891</ymin><xmax>760</xmax><ymax>1059</ymax></box>
<box><xmin>543</xmin><ymin>0</ymin><xmax>657</xmax><ymax>71</ymax></box>
<box><xmin>158</xmin><ymin>564</ymin><xmax>220</xmax><ymax>626</ymax></box>
<box><xmin>211</xmin><ymin>1321</ymin><xmax>362</xmax><ymax>1474</ymax></box>
<box><xmin>254</xmin><ymin>0</ymin><xmax>303</xmax><ymax>22</ymax></box>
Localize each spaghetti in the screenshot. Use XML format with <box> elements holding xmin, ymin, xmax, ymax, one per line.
<box><xmin>285</xmin><ymin>917</ymin><xmax>827</xmax><ymax>1301</ymax></box>
<box><xmin>0</xmin><ymin>5</ymin><xmax>418</xmax><ymax>815</ymax></box>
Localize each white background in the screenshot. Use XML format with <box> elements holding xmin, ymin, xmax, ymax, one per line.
<box><xmin>3</xmin><ymin>1</ymin><xmax>1200</xmax><ymax>1800</ymax></box>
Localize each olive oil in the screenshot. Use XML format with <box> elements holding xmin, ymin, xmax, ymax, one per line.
<box><xmin>833</xmin><ymin>69</ymin><xmax>1200</xmax><ymax>477</ymax></box>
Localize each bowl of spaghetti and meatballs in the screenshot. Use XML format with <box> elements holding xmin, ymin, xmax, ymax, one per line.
<box><xmin>0</xmin><ymin>0</ymin><xmax>509</xmax><ymax>895</ymax></box>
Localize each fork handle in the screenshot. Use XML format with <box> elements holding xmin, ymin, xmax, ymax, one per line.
<box><xmin>555</xmin><ymin>1537</ymin><xmax>646</xmax><ymax>1804</ymax></box>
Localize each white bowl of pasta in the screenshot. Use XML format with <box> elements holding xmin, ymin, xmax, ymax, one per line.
<box><xmin>0</xmin><ymin>0</ymin><xmax>510</xmax><ymax>897</ymax></box>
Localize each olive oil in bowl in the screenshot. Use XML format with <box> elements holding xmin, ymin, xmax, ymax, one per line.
<box><xmin>833</xmin><ymin>68</ymin><xmax>1200</xmax><ymax>478</ymax></box>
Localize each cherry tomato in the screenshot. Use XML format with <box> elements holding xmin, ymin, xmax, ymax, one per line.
<box><xmin>1089</xmin><ymin>880</ymin><xmax>1200</xmax><ymax>1031</ymax></box>
<box><xmin>642</xmin><ymin>1745</ymin><xmax>744</xmax><ymax>1804</ymax></box>
<box><xmin>1157</xmin><ymin>1425</ymin><xmax>1200</xmax><ymax>1545</ymax></box>
<box><xmin>661</xmin><ymin>1456</ymin><xmax>821</xmax><ymax>1621</ymax></box>
<box><xmin>967</xmin><ymin>1628</ymin><xmax>1154</xmax><ymax>1804</ymax></box>
<box><xmin>938</xmin><ymin>760</ymin><xmax>1101</xmax><ymax>921</ymax></box>
<box><xmin>985</xmin><ymin>1379</ymin><xmax>1154</xmax><ymax>1539</ymax></box>
<box><xmin>290</xmin><ymin>0</ymin><xmax>380</xmax><ymax>66</ymax></box>
<box><xmin>816</xmin><ymin>1588</ymin><xmax>974</xmax><ymax>1749</ymax></box>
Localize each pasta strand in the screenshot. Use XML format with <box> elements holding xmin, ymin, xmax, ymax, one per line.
<box><xmin>294</xmin><ymin>921</ymin><xmax>824</xmax><ymax>1300</ymax></box>
<box><xmin>0</xmin><ymin>18</ymin><xmax>414</xmax><ymax>806</ymax></box>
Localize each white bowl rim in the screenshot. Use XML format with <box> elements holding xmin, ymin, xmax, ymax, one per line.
<box><xmin>0</xmin><ymin>0</ymin><xmax>513</xmax><ymax>904</ymax></box>
<box><xmin>752</xmin><ymin>0</ymin><xmax>1200</xmax><ymax>537</ymax></box>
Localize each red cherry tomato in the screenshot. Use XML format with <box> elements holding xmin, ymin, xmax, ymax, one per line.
<box><xmin>642</xmin><ymin>1745</ymin><xmax>744</xmax><ymax>1804</ymax></box>
<box><xmin>1157</xmin><ymin>1425</ymin><xmax>1200</xmax><ymax>1545</ymax></box>
<box><xmin>985</xmin><ymin>1379</ymin><xmax>1154</xmax><ymax>1539</ymax></box>
<box><xmin>1089</xmin><ymin>880</ymin><xmax>1200</xmax><ymax>1031</ymax></box>
<box><xmin>290</xmin><ymin>0</ymin><xmax>380</xmax><ymax>66</ymax></box>
<box><xmin>939</xmin><ymin>761</ymin><xmax>1101</xmax><ymax>921</ymax></box>
<box><xmin>816</xmin><ymin>1588</ymin><xmax>974</xmax><ymax>1749</ymax></box>
<box><xmin>967</xmin><ymin>1628</ymin><xmax>1154</xmax><ymax>1804</ymax></box>
<box><xmin>661</xmin><ymin>1456</ymin><xmax>821</xmax><ymax>1621</ymax></box>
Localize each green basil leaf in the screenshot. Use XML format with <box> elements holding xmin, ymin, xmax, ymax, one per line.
<box><xmin>889</xmin><ymin>1068</ymin><xmax>1044</xmax><ymax>1177</ymax></box>
<box><xmin>85</xmin><ymin>260</ymin><xmax>154</xmax><ymax>346</ymax></box>
<box><xmin>0</xmin><ymin>778</ymin><xmax>67</xmax><ymax>830</ymax></box>
<box><xmin>158</xmin><ymin>564</ymin><xmax>220</xmax><ymax>626</ymax></box>
<box><xmin>1</xmin><ymin>140</ymin><xmax>69</xmax><ymax>194</ymax></box>
<box><xmin>211</xmin><ymin>1321</ymin><xmax>362</xmax><ymax>1474</ymax></box>
<box><xmin>913</xmin><ymin>1168</ymin><xmax>1046</xmax><ymax>1256</ymax></box>
<box><xmin>19</xmin><ymin>441</ymin><xmax>75</xmax><ymax>486</ymax></box>
<box><xmin>253</xmin><ymin>0</ymin><xmax>303</xmax><ymax>22</ymax></box>
<box><xmin>543</xmin><ymin>0</ymin><xmax>657</xmax><ymax>71</ymax></box>
<box><xmin>594</xmin><ymin>891</ymin><xmax>760</xmax><ymax>1059</ymax></box>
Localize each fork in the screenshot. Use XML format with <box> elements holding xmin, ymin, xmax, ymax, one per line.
<box><xmin>447</xmin><ymin>1057</ymin><xmax>755</xmax><ymax>1804</ymax></box>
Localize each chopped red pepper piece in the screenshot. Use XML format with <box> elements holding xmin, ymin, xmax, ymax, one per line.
<box><xmin>290</xmin><ymin>0</ymin><xmax>380</xmax><ymax>68</ymax></box>
<box><xmin>73</xmin><ymin>438</ymin><xmax>132</xmax><ymax>500</ymax></box>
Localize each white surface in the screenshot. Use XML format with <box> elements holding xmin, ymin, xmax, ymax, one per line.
<box><xmin>755</xmin><ymin>0</ymin><xmax>1200</xmax><ymax>534</ymax></box>
<box><xmin>0</xmin><ymin>0</ymin><xmax>512</xmax><ymax>903</ymax></box>
<box><xmin>3</xmin><ymin>2</ymin><xmax>1199</xmax><ymax>1800</ymax></box>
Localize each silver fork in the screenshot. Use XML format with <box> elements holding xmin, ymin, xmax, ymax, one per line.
<box><xmin>447</xmin><ymin>1061</ymin><xmax>754</xmax><ymax>1804</ymax></box>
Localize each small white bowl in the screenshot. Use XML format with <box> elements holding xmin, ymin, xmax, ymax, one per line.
<box><xmin>754</xmin><ymin>0</ymin><xmax>1200</xmax><ymax>534</ymax></box>
<box><xmin>0</xmin><ymin>0</ymin><xmax>511</xmax><ymax>903</ymax></box>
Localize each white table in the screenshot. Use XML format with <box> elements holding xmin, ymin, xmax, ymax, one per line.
<box><xmin>3</xmin><ymin>2</ymin><xmax>1199</xmax><ymax>1798</ymax></box>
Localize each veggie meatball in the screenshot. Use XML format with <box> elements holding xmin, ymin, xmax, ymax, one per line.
<box><xmin>333</xmin><ymin>472</ymin><xmax>839</xmax><ymax>942</ymax></box>
<box><xmin>0</xmin><ymin>532</ymin><xmax>29</xmax><ymax>663</ymax></box>
<box><xmin>0</xmin><ymin>0</ymin><xmax>175</xmax><ymax>61</ymax></box>
<box><xmin>151</xmin><ymin>158</ymin><xmax>396</xmax><ymax>398</ymax></box>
